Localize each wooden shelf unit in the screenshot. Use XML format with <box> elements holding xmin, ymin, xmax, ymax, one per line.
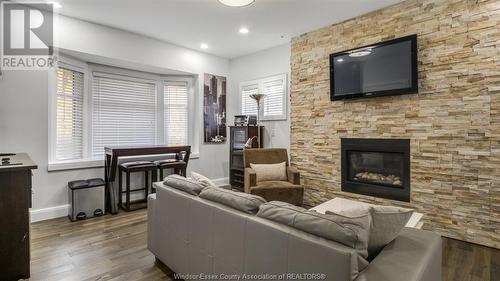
<box><xmin>229</xmin><ymin>126</ymin><xmax>263</xmax><ymax>190</ymax></box>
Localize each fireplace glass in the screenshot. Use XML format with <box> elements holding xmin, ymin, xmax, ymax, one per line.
<box><xmin>347</xmin><ymin>151</ymin><xmax>404</xmax><ymax>188</ymax></box>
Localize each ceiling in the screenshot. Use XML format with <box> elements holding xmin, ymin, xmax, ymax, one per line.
<box><xmin>54</xmin><ymin>0</ymin><xmax>404</xmax><ymax>59</ymax></box>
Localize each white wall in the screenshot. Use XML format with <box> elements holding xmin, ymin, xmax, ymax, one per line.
<box><xmin>228</xmin><ymin>44</ymin><xmax>291</xmax><ymax>150</ymax></box>
<box><xmin>0</xmin><ymin>15</ymin><xmax>231</xmax><ymax>221</ymax></box>
<box><xmin>0</xmin><ymin>16</ymin><xmax>292</xmax><ymax>222</ymax></box>
<box><xmin>0</xmin><ymin>70</ymin><xmax>104</xmax><ymax>221</ymax></box>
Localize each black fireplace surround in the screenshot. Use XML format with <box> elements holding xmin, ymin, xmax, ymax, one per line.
<box><xmin>341</xmin><ymin>138</ymin><xmax>410</xmax><ymax>202</ymax></box>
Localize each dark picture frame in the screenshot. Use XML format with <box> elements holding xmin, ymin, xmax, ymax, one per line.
<box><xmin>203</xmin><ymin>73</ymin><xmax>227</xmax><ymax>143</ymax></box>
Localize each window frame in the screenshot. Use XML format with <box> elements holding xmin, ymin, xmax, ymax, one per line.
<box><xmin>239</xmin><ymin>73</ymin><xmax>288</xmax><ymax>121</ymax></box>
<box><xmin>161</xmin><ymin>77</ymin><xmax>194</xmax><ymax>147</ymax></box>
<box><xmin>48</xmin><ymin>57</ymin><xmax>90</xmax><ymax>165</ymax></box>
<box><xmin>48</xmin><ymin>57</ymin><xmax>197</xmax><ymax>171</ymax></box>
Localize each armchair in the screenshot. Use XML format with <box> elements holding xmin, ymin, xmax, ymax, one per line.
<box><xmin>244</xmin><ymin>148</ymin><xmax>304</xmax><ymax>206</ymax></box>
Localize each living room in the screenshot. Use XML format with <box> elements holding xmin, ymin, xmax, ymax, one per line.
<box><xmin>0</xmin><ymin>0</ymin><xmax>498</xmax><ymax>280</ymax></box>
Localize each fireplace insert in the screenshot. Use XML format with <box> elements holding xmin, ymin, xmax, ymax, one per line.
<box><xmin>341</xmin><ymin>138</ymin><xmax>410</xmax><ymax>202</ymax></box>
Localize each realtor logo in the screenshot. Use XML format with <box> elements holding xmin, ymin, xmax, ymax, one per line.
<box><xmin>1</xmin><ymin>2</ymin><xmax>56</xmax><ymax>69</ymax></box>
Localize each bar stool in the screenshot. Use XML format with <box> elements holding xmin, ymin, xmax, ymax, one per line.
<box><xmin>118</xmin><ymin>161</ymin><xmax>157</xmax><ymax>211</ymax></box>
<box><xmin>154</xmin><ymin>150</ymin><xmax>191</xmax><ymax>180</ymax></box>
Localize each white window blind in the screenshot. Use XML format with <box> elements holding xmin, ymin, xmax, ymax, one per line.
<box><xmin>55</xmin><ymin>67</ymin><xmax>84</xmax><ymax>161</ymax></box>
<box><xmin>240</xmin><ymin>74</ymin><xmax>287</xmax><ymax>120</ymax></box>
<box><xmin>263</xmin><ymin>77</ymin><xmax>286</xmax><ymax>118</ymax></box>
<box><xmin>241</xmin><ymin>84</ymin><xmax>258</xmax><ymax>115</ymax></box>
<box><xmin>91</xmin><ymin>73</ymin><xmax>157</xmax><ymax>158</ymax></box>
<box><xmin>164</xmin><ymin>82</ymin><xmax>188</xmax><ymax>145</ymax></box>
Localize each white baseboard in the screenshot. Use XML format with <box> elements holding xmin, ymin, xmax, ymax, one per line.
<box><xmin>30</xmin><ymin>204</ymin><xmax>69</xmax><ymax>223</ymax></box>
<box><xmin>30</xmin><ymin>177</ymin><xmax>230</xmax><ymax>223</ymax></box>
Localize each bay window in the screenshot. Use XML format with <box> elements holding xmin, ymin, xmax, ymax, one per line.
<box><xmin>49</xmin><ymin>59</ymin><xmax>194</xmax><ymax>170</ymax></box>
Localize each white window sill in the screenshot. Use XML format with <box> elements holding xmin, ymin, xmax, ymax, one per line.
<box><xmin>48</xmin><ymin>159</ymin><xmax>104</xmax><ymax>172</ymax></box>
<box><xmin>48</xmin><ymin>152</ymin><xmax>200</xmax><ymax>172</ymax></box>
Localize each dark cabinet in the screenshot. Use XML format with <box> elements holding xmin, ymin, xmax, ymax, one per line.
<box><xmin>229</xmin><ymin>126</ymin><xmax>263</xmax><ymax>190</ymax></box>
<box><xmin>0</xmin><ymin>153</ymin><xmax>37</xmax><ymax>280</ymax></box>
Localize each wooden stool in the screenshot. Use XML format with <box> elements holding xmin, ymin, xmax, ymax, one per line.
<box><xmin>154</xmin><ymin>150</ymin><xmax>191</xmax><ymax>181</ymax></box>
<box><xmin>118</xmin><ymin>161</ymin><xmax>157</xmax><ymax>211</ymax></box>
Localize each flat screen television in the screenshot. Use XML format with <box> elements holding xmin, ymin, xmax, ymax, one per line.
<box><xmin>330</xmin><ymin>35</ymin><xmax>418</xmax><ymax>101</ymax></box>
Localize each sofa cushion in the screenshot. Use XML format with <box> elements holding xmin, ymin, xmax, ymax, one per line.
<box><xmin>199</xmin><ymin>187</ymin><xmax>266</xmax><ymax>214</ymax></box>
<box><xmin>191</xmin><ymin>171</ymin><xmax>218</xmax><ymax>188</ymax></box>
<box><xmin>163</xmin><ymin>174</ymin><xmax>205</xmax><ymax>196</ymax></box>
<box><xmin>257</xmin><ymin>201</ymin><xmax>370</xmax><ymax>265</ymax></box>
<box><xmin>327</xmin><ymin>204</ymin><xmax>413</xmax><ymax>260</ymax></box>
<box><xmin>250</xmin><ymin>162</ymin><xmax>287</xmax><ymax>182</ymax></box>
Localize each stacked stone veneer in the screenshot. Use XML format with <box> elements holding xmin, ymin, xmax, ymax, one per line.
<box><xmin>290</xmin><ymin>0</ymin><xmax>500</xmax><ymax>248</ymax></box>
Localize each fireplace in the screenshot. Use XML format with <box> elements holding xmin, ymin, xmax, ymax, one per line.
<box><xmin>341</xmin><ymin>138</ymin><xmax>410</xmax><ymax>202</ymax></box>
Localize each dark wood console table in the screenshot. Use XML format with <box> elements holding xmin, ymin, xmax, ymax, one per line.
<box><xmin>0</xmin><ymin>153</ymin><xmax>37</xmax><ymax>280</ymax></box>
<box><xmin>104</xmin><ymin>145</ymin><xmax>191</xmax><ymax>214</ymax></box>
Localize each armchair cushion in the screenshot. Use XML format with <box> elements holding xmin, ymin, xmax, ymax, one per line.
<box><xmin>251</xmin><ymin>181</ymin><xmax>304</xmax><ymax>206</ymax></box>
<box><xmin>250</xmin><ymin>162</ymin><xmax>287</xmax><ymax>182</ymax></box>
<box><xmin>255</xmin><ymin>181</ymin><xmax>301</xmax><ymax>189</ymax></box>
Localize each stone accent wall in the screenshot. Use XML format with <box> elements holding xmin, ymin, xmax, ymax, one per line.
<box><xmin>290</xmin><ymin>0</ymin><xmax>500</xmax><ymax>248</ymax></box>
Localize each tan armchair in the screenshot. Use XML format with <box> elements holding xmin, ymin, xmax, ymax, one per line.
<box><xmin>244</xmin><ymin>148</ymin><xmax>304</xmax><ymax>206</ymax></box>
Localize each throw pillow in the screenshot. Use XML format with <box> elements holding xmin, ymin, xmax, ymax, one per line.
<box><xmin>191</xmin><ymin>171</ymin><xmax>217</xmax><ymax>188</ymax></box>
<box><xmin>249</xmin><ymin>162</ymin><xmax>287</xmax><ymax>182</ymax></box>
<box><xmin>368</xmin><ymin>205</ymin><xmax>413</xmax><ymax>259</ymax></box>
<box><xmin>327</xmin><ymin>204</ymin><xmax>414</xmax><ymax>260</ymax></box>
<box><xmin>199</xmin><ymin>187</ymin><xmax>266</xmax><ymax>214</ymax></box>
<box><xmin>258</xmin><ymin>201</ymin><xmax>371</xmax><ymax>264</ymax></box>
<box><xmin>163</xmin><ymin>174</ymin><xmax>205</xmax><ymax>196</ymax></box>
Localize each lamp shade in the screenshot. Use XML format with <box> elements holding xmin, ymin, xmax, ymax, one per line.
<box><xmin>249</xmin><ymin>93</ymin><xmax>265</xmax><ymax>103</ymax></box>
<box><xmin>218</xmin><ymin>0</ymin><xmax>255</xmax><ymax>7</ymax></box>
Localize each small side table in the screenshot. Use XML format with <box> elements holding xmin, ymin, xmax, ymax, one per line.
<box><xmin>310</xmin><ymin>197</ymin><xmax>424</xmax><ymax>229</ymax></box>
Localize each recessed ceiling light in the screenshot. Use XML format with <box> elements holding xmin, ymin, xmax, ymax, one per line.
<box><xmin>218</xmin><ymin>0</ymin><xmax>255</xmax><ymax>7</ymax></box>
<box><xmin>200</xmin><ymin>43</ymin><xmax>209</xmax><ymax>50</ymax></box>
<box><xmin>239</xmin><ymin>27</ymin><xmax>249</xmax><ymax>34</ymax></box>
<box><xmin>52</xmin><ymin>2</ymin><xmax>62</xmax><ymax>9</ymax></box>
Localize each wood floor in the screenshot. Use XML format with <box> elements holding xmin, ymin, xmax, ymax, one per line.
<box><xmin>443</xmin><ymin>237</ymin><xmax>500</xmax><ymax>281</ymax></box>
<box><xmin>29</xmin><ymin>210</ymin><xmax>500</xmax><ymax>281</ymax></box>
<box><xmin>30</xmin><ymin>210</ymin><xmax>170</xmax><ymax>281</ymax></box>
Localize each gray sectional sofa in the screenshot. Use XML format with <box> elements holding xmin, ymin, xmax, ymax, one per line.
<box><xmin>148</xmin><ymin>182</ymin><xmax>442</xmax><ymax>281</ymax></box>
